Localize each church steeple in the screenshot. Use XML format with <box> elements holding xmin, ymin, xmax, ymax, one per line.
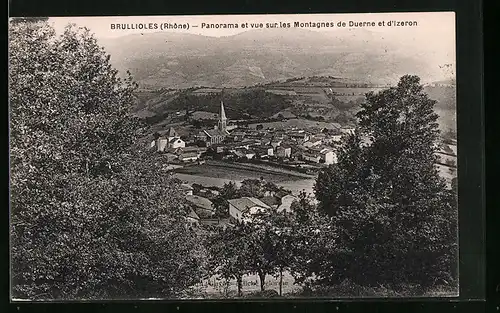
<box><xmin>218</xmin><ymin>97</ymin><xmax>227</xmax><ymax>132</ymax></box>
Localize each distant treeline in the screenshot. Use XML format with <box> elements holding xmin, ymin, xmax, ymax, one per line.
<box><xmin>167</xmin><ymin>89</ymin><xmax>292</xmax><ymax>120</ymax></box>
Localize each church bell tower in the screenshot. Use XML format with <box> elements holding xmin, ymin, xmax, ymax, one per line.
<box><xmin>218</xmin><ymin>100</ymin><xmax>227</xmax><ymax>132</ymax></box>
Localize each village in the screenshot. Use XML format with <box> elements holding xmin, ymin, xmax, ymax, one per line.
<box><xmin>150</xmin><ymin>101</ymin><xmax>353</xmax><ymax>170</ymax></box>
<box><xmin>148</xmin><ymin>99</ymin><xmax>458</xmax><ymax>230</ymax></box>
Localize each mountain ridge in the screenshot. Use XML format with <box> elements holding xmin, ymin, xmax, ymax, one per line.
<box><xmin>99</xmin><ymin>28</ymin><xmax>454</xmax><ymax>89</ymax></box>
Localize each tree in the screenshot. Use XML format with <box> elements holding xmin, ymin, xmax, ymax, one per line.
<box><xmin>315</xmin><ymin>134</ymin><xmax>367</xmax><ymax>216</ymax></box>
<box><xmin>212</xmin><ymin>182</ymin><xmax>239</xmax><ymax>218</ymax></box>
<box><xmin>206</xmin><ymin>223</ymin><xmax>252</xmax><ymax>297</ymax></box>
<box><xmin>285</xmin><ymin>193</ymin><xmax>341</xmax><ymax>288</ymax></box>
<box><xmin>265</xmin><ymin>211</ymin><xmax>295</xmax><ymax>296</ymax></box>
<box><xmin>10</xmin><ymin>20</ymin><xmax>207</xmax><ymax>299</ymax></box>
<box><xmin>245</xmin><ymin>213</ymin><xmax>279</xmax><ymax>292</ymax></box>
<box><xmin>239</xmin><ymin>179</ymin><xmax>266</xmax><ymax>198</ymax></box>
<box><xmin>314</xmin><ymin>75</ymin><xmax>458</xmax><ymax>290</ymax></box>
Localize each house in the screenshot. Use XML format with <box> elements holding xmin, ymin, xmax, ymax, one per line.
<box><xmin>276</xmin><ymin>145</ymin><xmax>292</xmax><ymax>158</ymax></box>
<box><xmin>302</xmin><ymin>152</ymin><xmax>321</xmax><ymax>163</ymax></box>
<box><xmin>277</xmin><ymin>194</ymin><xmax>298</xmax><ymax>213</ymax></box>
<box><xmin>440</xmin><ymin>144</ymin><xmax>456</xmax><ymax>156</ymax></box>
<box><xmin>154</xmin><ymin>127</ymin><xmax>185</xmax><ymax>151</ymax></box>
<box><xmin>177</xmin><ymin>146</ymin><xmax>207</xmax><ymax>156</ymax></box>
<box><xmin>179</xmin><ymin>151</ymin><xmax>199</xmax><ymax>162</ymax></box>
<box><xmin>270</xmin><ymin>140</ymin><xmax>283</xmax><ymax>149</ymax></box>
<box><xmin>231</xmin><ymin>131</ymin><xmax>247</xmax><ymax>141</ymax></box>
<box><xmin>242</xmin><ymin>139</ymin><xmax>262</xmax><ymax>148</ymax></box>
<box><xmin>200</xmin><ymin>218</ymin><xmax>233</xmax><ymax>229</ymax></box>
<box><xmin>213</xmin><ymin>145</ymin><xmax>225</xmax><ymax>154</ymax></box>
<box><xmin>328</xmin><ymin>134</ymin><xmax>343</xmax><ymax>143</ymax></box>
<box><xmin>181</xmin><ymin>183</ymin><xmax>194</xmax><ymax>196</ymax></box>
<box><xmin>169</xmin><ymin>137</ymin><xmax>186</xmax><ymax>149</ymax></box>
<box><xmin>228</xmin><ymin>197</ymin><xmax>271</xmax><ymax>223</ymax></box>
<box><xmin>261</xmin><ymin>138</ymin><xmax>272</xmax><ymax>146</ymax></box>
<box><xmin>290</xmin><ymin>131</ymin><xmax>310</xmax><ymax>143</ymax></box>
<box><xmin>340</xmin><ymin>126</ymin><xmax>356</xmax><ymax>135</ymax></box>
<box><xmin>186</xmin><ymin>194</ymin><xmax>215</xmax><ymax>218</ymax></box>
<box><xmin>164</xmin><ymin>152</ymin><xmax>178</xmax><ymax>162</ymax></box>
<box><xmin>255</xmin><ymin>146</ymin><xmax>274</xmax><ymax>158</ymax></box>
<box><xmin>321</xmin><ymin>150</ymin><xmax>338</xmax><ymax>165</ymax></box>
<box><xmin>259</xmin><ymin>196</ymin><xmax>280</xmax><ymax>209</ymax></box>
<box><xmin>186</xmin><ymin>208</ymin><xmax>200</xmax><ymax>226</ymax></box>
<box><xmin>234</xmin><ymin>148</ymin><xmax>256</xmax><ymax>160</ymax></box>
<box><xmin>449</xmin><ymin>144</ymin><xmax>457</xmax><ymax>156</ymax></box>
<box><xmin>331</xmin><ymin>122</ymin><xmax>342</xmax><ymax>130</ymax></box>
<box><xmin>166</xmin><ymin>127</ymin><xmax>180</xmax><ymax>139</ymax></box>
<box><xmin>303</xmin><ymin>137</ymin><xmax>323</xmax><ymax>148</ymax></box>
<box><xmin>436</xmin><ymin>152</ymin><xmax>457</xmax><ymax>166</ymax></box>
<box><xmin>272</xmin><ymin>111</ymin><xmax>296</xmax><ymax>120</ymax></box>
<box><xmin>156</xmin><ymin>138</ymin><xmax>170</xmax><ymax>152</ymax></box>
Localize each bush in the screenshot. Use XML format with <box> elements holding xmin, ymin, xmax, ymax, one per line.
<box><xmin>245</xmin><ymin>289</ymin><xmax>280</xmax><ymax>298</ymax></box>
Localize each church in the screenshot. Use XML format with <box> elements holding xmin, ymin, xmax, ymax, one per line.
<box><xmin>195</xmin><ymin>100</ymin><xmax>231</xmax><ymax>147</ymax></box>
<box><xmin>152</xmin><ymin>127</ymin><xmax>186</xmax><ymax>152</ymax></box>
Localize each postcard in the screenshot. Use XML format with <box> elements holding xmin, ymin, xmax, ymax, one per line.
<box><xmin>9</xmin><ymin>12</ymin><xmax>458</xmax><ymax>300</ymax></box>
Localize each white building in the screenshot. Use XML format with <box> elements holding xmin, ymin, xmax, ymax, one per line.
<box><xmin>277</xmin><ymin>194</ymin><xmax>298</xmax><ymax>213</ymax></box>
<box><xmin>228</xmin><ymin>197</ymin><xmax>271</xmax><ymax>223</ymax></box>
<box><xmin>276</xmin><ymin>146</ymin><xmax>292</xmax><ymax>158</ymax></box>
<box><xmin>321</xmin><ymin>150</ymin><xmax>338</xmax><ymax>165</ymax></box>
<box><xmin>169</xmin><ymin>137</ymin><xmax>186</xmax><ymax>149</ymax></box>
<box><xmin>340</xmin><ymin>126</ymin><xmax>356</xmax><ymax>135</ymax></box>
<box><xmin>303</xmin><ymin>137</ymin><xmax>323</xmax><ymax>148</ymax></box>
<box><xmin>302</xmin><ymin>152</ymin><xmax>321</xmax><ymax>163</ymax></box>
<box><xmin>154</xmin><ymin>127</ymin><xmax>185</xmax><ymax>152</ymax></box>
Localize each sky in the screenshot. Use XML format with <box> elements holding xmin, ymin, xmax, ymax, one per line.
<box><xmin>47</xmin><ymin>12</ymin><xmax>455</xmax><ymax>39</ymax></box>
<box><xmin>47</xmin><ymin>12</ymin><xmax>456</xmax><ymax>80</ymax></box>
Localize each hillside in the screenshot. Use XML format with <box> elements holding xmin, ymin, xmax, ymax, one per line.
<box><xmin>98</xmin><ymin>28</ymin><xmax>448</xmax><ymax>89</ymax></box>
<box><xmin>423</xmin><ymin>83</ymin><xmax>456</xmax><ymax>131</ymax></box>
<box><xmin>132</xmin><ymin>75</ymin><xmax>456</xmax><ymax>132</ymax></box>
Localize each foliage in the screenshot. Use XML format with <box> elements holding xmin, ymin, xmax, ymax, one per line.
<box><xmin>205</xmin><ymin>222</ymin><xmax>252</xmax><ymax>297</ymax></box>
<box><xmin>10</xmin><ymin>20</ymin><xmax>206</xmax><ymax>299</ymax></box>
<box><xmin>285</xmin><ymin>193</ymin><xmax>341</xmax><ymax>287</ymax></box>
<box><xmin>165</xmin><ymin>89</ymin><xmax>292</xmax><ymax>120</ymax></box>
<box><xmin>314</xmin><ymin>75</ymin><xmax>458</xmax><ymax>289</ymax></box>
<box><xmin>212</xmin><ymin>182</ymin><xmax>239</xmax><ymax>218</ymax></box>
<box><xmin>239</xmin><ymin>179</ymin><xmax>269</xmax><ymax>198</ymax></box>
<box><xmin>244</xmin><ymin>289</ymin><xmax>280</xmax><ymax>298</ymax></box>
<box><xmin>242</xmin><ymin>211</ymin><xmax>280</xmax><ymax>292</ymax></box>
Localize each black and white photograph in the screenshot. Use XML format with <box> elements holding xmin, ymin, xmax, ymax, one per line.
<box><xmin>9</xmin><ymin>12</ymin><xmax>458</xmax><ymax>300</ymax></box>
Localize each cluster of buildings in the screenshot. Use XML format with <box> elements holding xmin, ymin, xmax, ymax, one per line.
<box><xmin>150</xmin><ymin>99</ymin><xmax>356</xmax><ymax>169</ymax></box>
<box><xmin>180</xmin><ymin>182</ymin><xmax>299</xmax><ymax>228</ymax></box>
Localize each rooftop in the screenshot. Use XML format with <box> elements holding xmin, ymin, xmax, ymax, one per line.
<box><xmin>228</xmin><ymin>197</ymin><xmax>271</xmax><ymax>213</ymax></box>
<box><xmin>168</xmin><ymin>127</ymin><xmax>179</xmax><ymax>138</ymax></box>
<box><xmin>181</xmin><ymin>183</ymin><xmax>194</xmax><ymax>191</ymax></box>
<box><xmin>186</xmin><ymin>195</ymin><xmax>214</xmax><ymax>211</ymax></box>
<box><xmin>259</xmin><ymin>196</ymin><xmax>280</xmax><ymax>207</ymax></box>
<box><xmin>187</xmin><ymin>208</ymin><xmax>200</xmax><ymax>220</ymax></box>
<box><xmin>179</xmin><ymin>151</ymin><xmax>199</xmax><ymax>158</ymax></box>
<box><xmin>204</xmin><ymin>129</ymin><xmax>229</xmax><ymax>137</ymax></box>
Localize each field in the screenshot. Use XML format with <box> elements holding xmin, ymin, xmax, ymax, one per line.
<box><xmin>172</xmin><ymin>161</ymin><xmax>316</xmax><ymax>196</ymax></box>
<box><xmin>191</xmin><ymin>271</ymin><xmax>300</xmax><ymax>297</ymax></box>
<box><xmin>248</xmin><ymin>118</ymin><xmax>341</xmax><ymax>130</ymax></box>
<box><xmin>186</xmin><ymin>272</ymin><xmax>457</xmax><ymax>299</ymax></box>
<box><xmin>190</xmin><ymin>111</ymin><xmax>219</xmax><ymax>120</ymax></box>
